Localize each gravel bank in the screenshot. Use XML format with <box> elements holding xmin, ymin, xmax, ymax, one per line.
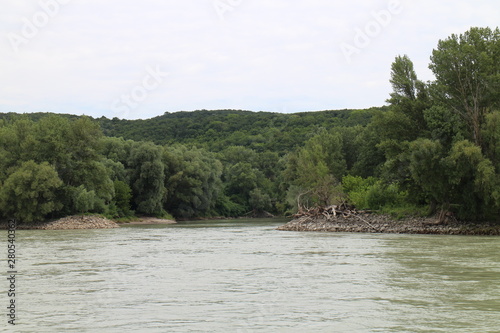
<box><xmin>0</xmin><ymin>215</ymin><xmax>119</xmax><ymax>230</ymax></box>
<box><xmin>277</xmin><ymin>214</ymin><xmax>500</xmax><ymax>235</ymax></box>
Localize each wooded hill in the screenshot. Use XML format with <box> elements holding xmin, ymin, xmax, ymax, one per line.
<box><xmin>0</xmin><ymin>107</ymin><xmax>377</xmax><ymax>153</ymax></box>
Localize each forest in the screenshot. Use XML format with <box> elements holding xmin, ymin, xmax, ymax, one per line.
<box><xmin>0</xmin><ymin>27</ymin><xmax>499</xmax><ymax>223</ymax></box>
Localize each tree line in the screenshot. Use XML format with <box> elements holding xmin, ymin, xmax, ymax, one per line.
<box><xmin>1</xmin><ymin>27</ymin><xmax>499</xmax><ymax>223</ymax></box>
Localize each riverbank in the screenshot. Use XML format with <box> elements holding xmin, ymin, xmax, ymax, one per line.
<box><xmin>0</xmin><ymin>215</ymin><xmax>177</xmax><ymax>230</ymax></box>
<box><xmin>277</xmin><ymin>214</ymin><xmax>500</xmax><ymax>235</ymax></box>
<box><xmin>0</xmin><ymin>215</ymin><xmax>119</xmax><ymax>230</ymax></box>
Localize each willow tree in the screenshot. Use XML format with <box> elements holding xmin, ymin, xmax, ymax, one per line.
<box><xmin>128</xmin><ymin>141</ymin><xmax>166</xmax><ymax>215</ymax></box>
<box><xmin>0</xmin><ymin>161</ymin><xmax>63</xmax><ymax>222</ymax></box>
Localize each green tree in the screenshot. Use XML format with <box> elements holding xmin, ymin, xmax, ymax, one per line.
<box><xmin>397</xmin><ymin>138</ymin><xmax>499</xmax><ymax>219</ymax></box>
<box><xmin>423</xmin><ymin>105</ymin><xmax>465</xmax><ymax>147</ymax></box>
<box><xmin>375</xmin><ymin>55</ymin><xmax>431</xmax><ymax>145</ymax></box>
<box><xmin>349</xmin><ymin>124</ymin><xmax>385</xmax><ymax>177</ymax></box>
<box><xmin>387</xmin><ymin>55</ymin><xmax>430</xmax><ymax>134</ymax></box>
<box><xmin>429</xmin><ymin>27</ymin><xmax>500</xmax><ymax>146</ymax></box>
<box><xmin>0</xmin><ymin>161</ymin><xmax>63</xmax><ymax>222</ymax></box>
<box><xmin>0</xmin><ymin>118</ymin><xmax>37</xmax><ymax>179</ymax></box>
<box><xmin>73</xmin><ymin>185</ymin><xmax>97</xmax><ymax>214</ymax></box>
<box><xmin>482</xmin><ymin>111</ymin><xmax>500</xmax><ymax>167</ymax></box>
<box><xmin>163</xmin><ymin>145</ymin><xmax>223</xmax><ymax>218</ymax></box>
<box><xmin>444</xmin><ymin>140</ymin><xmax>499</xmax><ymax>219</ymax></box>
<box><xmin>249</xmin><ymin>188</ymin><xmax>271</xmax><ymax>213</ymax></box>
<box><xmin>406</xmin><ymin>139</ymin><xmax>449</xmax><ymax>208</ymax></box>
<box><xmin>32</xmin><ymin>115</ymin><xmax>71</xmax><ymax>169</ymax></box>
<box><xmin>128</xmin><ymin>141</ymin><xmax>166</xmax><ymax>215</ymax></box>
<box><xmin>284</xmin><ymin>131</ymin><xmax>345</xmax><ymax>208</ymax></box>
<box><xmin>112</xmin><ymin>180</ymin><xmax>133</xmax><ymax>217</ymax></box>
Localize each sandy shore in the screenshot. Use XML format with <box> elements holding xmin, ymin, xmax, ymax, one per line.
<box><xmin>277</xmin><ymin>214</ymin><xmax>500</xmax><ymax>235</ymax></box>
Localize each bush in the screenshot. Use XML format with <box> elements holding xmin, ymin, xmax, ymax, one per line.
<box><xmin>214</xmin><ymin>194</ymin><xmax>248</xmax><ymax>217</ymax></box>
<box><xmin>342</xmin><ymin>175</ymin><xmax>407</xmax><ymax>210</ymax></box>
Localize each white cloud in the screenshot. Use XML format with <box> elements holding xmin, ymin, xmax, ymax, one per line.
<box><xmin>0</xmin><ymin>0</ymin><xmax>498</xmax><ymax>119</ymax></box>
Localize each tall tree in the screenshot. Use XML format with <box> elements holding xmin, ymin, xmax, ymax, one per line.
<box><xmin>128</xmin><ymin>141</ymin><xmax>166</xmax><ymax>215</ymax></box>
<box><xmin>429</xmin><ymin>27</ymin><xmax>500</xmax><ymax>146</ymax></box>
<box><xmin>384</xmin><ymin>55</ymin><xmax>431</xmax><ymax>140</ymax></box>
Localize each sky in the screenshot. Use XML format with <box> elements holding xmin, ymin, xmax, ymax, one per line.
<box><xmin>1</xmin><ymin>0</ymin><xmax>499</xmax><ymax>120</ymax></box>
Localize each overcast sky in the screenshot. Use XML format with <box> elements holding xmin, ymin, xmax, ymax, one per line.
<box><xmin>1</xmin><ymin>0</ymin><xmax>498</xmax><ymax>119</ymax></box>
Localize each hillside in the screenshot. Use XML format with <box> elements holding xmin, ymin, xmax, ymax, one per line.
<box><xmin>97</xmin><ymin>108</ymin><xmax>380</xmax><ymax>152</ymax></box>
<box><xmin>0</xmin><ymin>108</ymin><xmax>380</xmax><ymax>153</ymax></box>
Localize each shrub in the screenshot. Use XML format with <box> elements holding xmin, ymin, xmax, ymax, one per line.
<box><xmin>342</xmin><ymin>175</ymin><xmax>406</xmax><ymax>210</ymax></box>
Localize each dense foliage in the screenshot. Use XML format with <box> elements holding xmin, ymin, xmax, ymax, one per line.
<box><xmin>1</xmin><ymin>27</ymin><xmax>499</xmax><ymax>223</ymax></box>
<box><xmin>0</xmin><ymin>108</ymin><xmax>378</xmax><ymax>221</ymax></box>
<box><xmin>97</xmin><ymin>108</ymin><xmax>377</xmax><ymax>152</ymax></box>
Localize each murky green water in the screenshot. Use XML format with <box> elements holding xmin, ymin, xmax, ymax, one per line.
<box><xmin>3</xmin><ymin>219</ymin><xmax>500</xmax><ymax>332</ymax></box>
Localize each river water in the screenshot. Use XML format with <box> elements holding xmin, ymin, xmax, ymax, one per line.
<box><xmin>4</xmin><ymin>219</ymin><xmax>500</xmax><ymax>332</ymax></box>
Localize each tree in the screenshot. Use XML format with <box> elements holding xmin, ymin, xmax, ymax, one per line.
<box><xmin>249</xmin><ymin>188</ymin><xmax>271</xmax><ymax>213</ymax></box>
<box><xmin>482</xmin><ymin>111</ymin><xmax>500</xmax><ymax>167</ymax></box>
<box><xmin>406</xmin><ymin>139</ymin><xmax>449</xmax><ymax>208</ymax></box>
<box><xmin>73</xmin><ymin>185</ymin><xmax>97</xmax><ymax>214</ymax></box>
<box><xmin>423</xmin><ymin>105</ymin><xmax>465</xmax><ymax>147</ymax></box>
<box><xmin>63</xmin><ymin>161</ymin><xmax>115</xmax><ymax>213</ymax></box>
<box><xmin>388</xmin><ymin>55</ymin><xmax>419</xmax><ymax>102</ymax></box>
<box><xmin>0</xmin><ymin>118</ymin><xmax>37</xmax><ymax>179</ymax></box>
<box><xmin>128</xmin><ymin>141</ymin><xmax>166</xmax><ymax>215</ymax></box>
<box><xmin>429</xmin><ymin>27</ymin><xmax>500</xmax><ymax>146</ymax></box>
<box><xmin>0</xmin><ymin>161</ymin><xmax>63</xmax><ymax>222</ymax></box>
<box><xmin>112</xmin><ymin>180</ymin><xmax>133</xmax><ymax>217</ymax></box>
<box><xmin>32</xmin><ymin>115</ymin><xmax>71</xmax><ymax>169</ymax></box>
<box><xmin>381</xmin><ymin>55</ymin><xmax>431</xmax><ymax>142</ymax></box>
<box><xmin>400</xmin><ymin>138</ymin><xmax>499</xmax><ymax>219</ymax></box>
<box><xmin>284</xmin><ymin>130</ymin><xmax>346</xmax><ymax>208</ymax></box>
<box><xmin>349</xmin><ymin>124</ymin><xmax>385</xmax><ymax>178</ymax></box>
<box><xmin>444</xmin><ymin>140</ymin><xmax>499</xmax><ymax>219</ymax></box>
<box><xmin>163</xmin><ymin>145</ymin><xmax>223</xmax><ymax>218</ymax></box>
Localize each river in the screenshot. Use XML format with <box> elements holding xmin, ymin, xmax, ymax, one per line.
<box><xmin>4</xmin><ymin>218</ymin><xmax>500</xmax><ymax>332</ymax></box>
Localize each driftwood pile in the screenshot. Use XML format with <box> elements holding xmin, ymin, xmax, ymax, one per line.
<box><xmin>280</xmin><ymin>203</ymin><xmax>500</xmax><ymax>235</ymax></box>
<box><xmin>293</xmin><ymin>203</ymin><xmax>370</xmax><ymax>220</ymax></box>
<box><xmin>290</xmin><ymin>203</ymin><xmax>380</xmax><ymax>230</ymax></box>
